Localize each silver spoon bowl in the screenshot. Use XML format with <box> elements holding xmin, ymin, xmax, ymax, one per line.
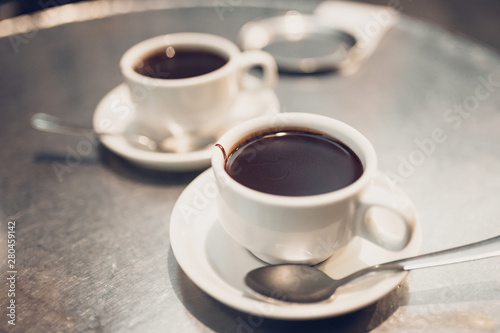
<box><xmin>245</xmin><ymin>234</ymin><xmax>500</xmax><ymax>303</ymax></box>
<box><xmin>31</xmin><ymin>113</ymin><xmax>215</xmax><ymax>153</ymax></box>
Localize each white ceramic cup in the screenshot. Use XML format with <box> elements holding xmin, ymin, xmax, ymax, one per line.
<box><xmin>212</xmin><ymin>113</ymin><xmax>416</xmax><ymax>265</ymax></box>
<box><xmin>120</xmin><ymin>33</ymin><xmax>278</xmax><ymax>142</ymax></box>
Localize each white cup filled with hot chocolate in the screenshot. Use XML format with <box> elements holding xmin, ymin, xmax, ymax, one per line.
<box><xmin>120</xmin><ymin>33</ymin><xmax>278</xmax><ymax>152</ymax></box>
<box><xmin>212</xmin><ymin>112</ymin><xmax>417</xmax><ymax>265</ymax></box>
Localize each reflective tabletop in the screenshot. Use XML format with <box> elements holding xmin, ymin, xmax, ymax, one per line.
<box><xmin>1</xmin><ymin>1</ymin><xmax>500</xmax><ymax>332</ymax></box>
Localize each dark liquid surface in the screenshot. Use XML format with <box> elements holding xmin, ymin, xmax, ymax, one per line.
<box><xmin>134</xmin><ymin>47</ymin><xmax>228</xmax><ymax>79</ymax></box>
<box><xmin>225</xmin><ymin>131</ymin><xmax>363</xmax><ymax>196</ymax></box>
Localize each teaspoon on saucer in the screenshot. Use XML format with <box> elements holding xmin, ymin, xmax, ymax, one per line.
<box><xmin>31</xmin><ymin>113</ymin><xmax>215</xmax><ymax>153</ymax></box>
<box><xmin>245</xmin><ymin>234</ymin><xmax>500</xmax><ymax>303</ymax></box>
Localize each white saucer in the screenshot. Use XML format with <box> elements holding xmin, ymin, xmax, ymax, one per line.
<box><xmin>169</xmin><ymin>169</ymin><xmax>422</xmax><ymax>320</ymax></box>
<box><xmin>92</xmin><ymin>84</ymin><xmax>280</xmax><ymax>171</ymax></box>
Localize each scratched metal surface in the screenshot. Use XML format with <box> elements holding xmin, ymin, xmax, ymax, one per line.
<box><xmin>1</xmin><ymin>0</ymin><xmax>500</xmax><ymax>332</ymax></box>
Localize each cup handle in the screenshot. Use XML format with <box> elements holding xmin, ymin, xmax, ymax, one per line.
<box><xmin>237</xmin><ymin>50</ymin><xmax>278</xmax><ymax>91</ymax></box>
<box><xmin>354</xmin><ymin>185</ymin><xmax>417</xmax><ymax>251</ymax></box>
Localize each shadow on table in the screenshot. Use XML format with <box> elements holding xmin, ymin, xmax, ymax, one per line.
<box><xmin>167</xmin><ymin>246</ymin><xmax>410</xmax><ymax>332</ymax></box>
<box><xmin>33</xmin><ymin>144</ymin><xmax>205</xmax><ymax>186</ymax></box>
<box><xmin>98</xmin><ymin>146</ymin><xmax>206</xmax><ymax>185</ymax></box>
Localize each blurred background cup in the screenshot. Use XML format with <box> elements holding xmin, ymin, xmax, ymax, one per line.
<box><xmin>120</xmin><ymin>32</ymin><xmax>278</xmax><ymax>146</ymax></box>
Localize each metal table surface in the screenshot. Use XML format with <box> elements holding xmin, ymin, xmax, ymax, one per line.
<box><xmin>1</xmin><ymin>1</ymin><xmax>500</xmax><ymax>332</ymax></box>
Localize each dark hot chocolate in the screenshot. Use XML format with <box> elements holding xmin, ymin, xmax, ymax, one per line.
<box><xmin>224</xmin><ymin>130</ymin><xmax>363</xmax><ymax>196</ymax></box>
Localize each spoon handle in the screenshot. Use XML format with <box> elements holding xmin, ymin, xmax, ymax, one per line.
<box><xmin>338</xmin><ymin>235</ymin><xmax>500</xmax><ymax>286</ymax></box>
<box><xmin>31</xmin><ymin>113</ymin><xmax>99</xmax><ymax>137</ymax></box>
<box><xmin>392</xmin><ymin>234</ymin><xmax>500</xmax><ymax>271</ymax></box>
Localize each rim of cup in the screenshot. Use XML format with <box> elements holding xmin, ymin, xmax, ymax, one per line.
<box><xmin>212</xmin><ymin>112</ymin><xmax>378</xmax><ymax>207</ymax></box>
<box><xmin>120</xmin><ymin>33</ymin><xmax>240</xmax><ymax>87</ymax></box>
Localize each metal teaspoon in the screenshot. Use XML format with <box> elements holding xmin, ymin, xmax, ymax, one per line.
<box><xmin>30</xmin><ymin>113</ymin><xmax>215</xmax><ymax>153</ymax></box>
<box><xmin>245</xmin><ymin>234</ymin><xmax>500</xmax><ymax>303</ymax></box>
